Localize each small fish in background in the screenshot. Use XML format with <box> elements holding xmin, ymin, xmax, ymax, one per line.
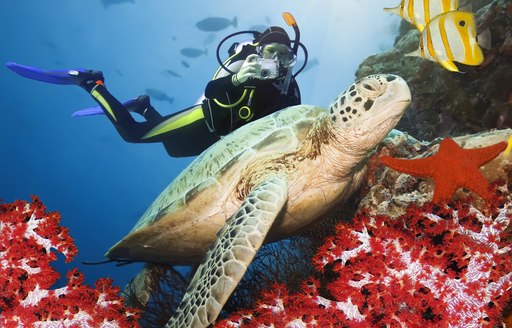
<box><xmin>195</xmin><ymin>16</ymin><xmax>237</xmax><ymax>32</ymax></box>
<box><xmin>294</xmin><ymin>58</ymin><xmax>319</xmax><ymax>74</ymax></box>
<box><xmin>384</xmin><ymin>0</ymin><xmax>459</xmax><ymax>32</ymax></box>
<box><xmin>180</xmin><ymin>48</ymin><xmax>207</xmax><ymax>58</ymax></box>
<box><xmin>164</xmin><ymin>69</ymin><xmax>182</xmax><ymax>78</ymax></box>
<box><xmin>145</xmin><ymin>88</ymin><xmax>174</xmax><ymax>105</ymax></box>
<box><xmin>42</xmin><ymin>40</ymin><xmax>59</xmax><ymax>51</ymax></box>
<box><xmin>115</xmin><ymin>69</ymin><xmax>124</xmax><ymax>76</ymax></box>
<box><xmin>172</xmin><ymin>36</ymin><xmax>177</xmax><ymax>41</ymax></box>
<box><xmin>100</xmin><ymin>0</ymin><xmax>135</xmax><ymax>9</ymax></box>
<box><xmin>405</xmin><ymin>11</ymin><xmax>489</xmax><ymax>72</ymax></box>
<box><xmin>53</xmin><ymin>59</ymin><xmax>64</xmax><ymax>67</ymax></box>
<box><xmin>181</xmin><ymin>60</ymin><xmax>190</xmax><ymax>68</ymax></box>
<box><xmin>203</xmin><ymin>33</ymin><xmax>216</xmax><ymax>46</ymax></box>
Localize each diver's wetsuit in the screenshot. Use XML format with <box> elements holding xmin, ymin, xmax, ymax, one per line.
<box><xmin>87</xmin><ymin>43</ymin><xmax>300</xmax><ymax>157</ymax></box>
<box><xmin>202</xmin><ymin>44</ymin><xmax>301</xmax><ymax>135</ymax></box>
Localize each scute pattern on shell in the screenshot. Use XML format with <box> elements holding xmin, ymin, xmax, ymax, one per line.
<box><xmin>236</xmin><ymin>117</ymin><xmax>338</xmax><ymax>201</ymax></box>
<box><xmin>130</xmin><ymin>105</ymin><xmax>325</xmax><ymax>232</ymax></box>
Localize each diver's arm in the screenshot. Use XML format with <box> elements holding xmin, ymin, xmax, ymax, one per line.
<box><xmin>204</xmin><ymin>75</ymin><xmax>237</xmax><ymax>97</ymax></box>
<box><xmin>205</xmin><ymin>54</ymin><xmax>262</xmax><ymax>97</ymax></box>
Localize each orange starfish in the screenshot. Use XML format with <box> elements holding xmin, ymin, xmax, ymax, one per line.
<box><xmin>380</xmin><ymin>138</ymin><xmax>507</xmax><ymax>202</ymax></box>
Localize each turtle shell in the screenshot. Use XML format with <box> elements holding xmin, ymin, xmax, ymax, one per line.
<box><xmin>106</xmin><ymin>104</ymin><xmax>325</xmax><ymax>265</ymax></box>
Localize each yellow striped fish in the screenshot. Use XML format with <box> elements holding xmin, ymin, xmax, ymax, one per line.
<box><xmin>405</xmin><ymin>11</ymin><xmax>484</xmax><ymax>72</ymax></box>
<box><xmin>384</xmin><ymin>0</ymin><xmax>459</xmax><ymax>32</ymax></box>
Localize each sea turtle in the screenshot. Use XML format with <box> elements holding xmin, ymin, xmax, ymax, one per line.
<box><xmin>105</xmin><ymin>74</ymin><xmax>411</xmax><ymax>327</ymax></box>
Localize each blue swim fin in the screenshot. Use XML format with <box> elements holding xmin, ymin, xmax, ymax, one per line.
<box><xmin>71</xmin><ymin>106</ymin><xmax>105</xmax><ymax>117</ymax></box>
<box><xmin>5</xmin><ymin>62</ymin><xmax>103</xmax><ymax>86</ymax></box>
<box><xmin>72</xmin><ymin>99</ymin><xmax>138</xmax><ymax>117</ymax></box>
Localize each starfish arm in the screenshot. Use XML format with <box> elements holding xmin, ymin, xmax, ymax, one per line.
<box><xmin>380</xmin><ymin>155</ymin><xmax>437</xmax><ymax>177</ymax></box>
<box><xmin>465</xmin><ymin>174</ymin><xmax>493</xmax><ymax>201</ymax></box>
<box><xmin>431</xmin><ymin>177</ymin><xmax>459</xmax><ymax>203</ymax></box>
<box><xmin>464</xmin><ymin>141</ymin><xmax>507</xmax><ymax>166</ymax></box>
<box><xmin>432</xmin><ymin>171</ymin><xmax>492</xmax><ymax>203</ymax></box>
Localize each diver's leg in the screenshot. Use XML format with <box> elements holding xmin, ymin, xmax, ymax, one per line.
<box><xmin>125</xmin><ymin>95</ymin><xmax>162</xmax><ymax>121</ymax></box>
<box><xmin>6</xmin><ymin>62</ymin><xmax>105</xmax><ymax>91</ymax></box>
<box><xmin>6</xmin><ymin>62</ymin><xmax>145</xmax><ymax>140</ymax></box>
<box><xmin>88</xmin><ymin>86</ymin><xmax>217</xmax><ymax>156</ymax></box>
<box><xmin>137</xmin><ymin>104</ymin><xmax>220</xmax><ymax>156</ymax></box>
<box><xmin>6</xmin><ymin>62</ymin><xmax>217</xmax><ymax>156</ymax></box>
<box><xmin>79</xmin><ymin>74</ymin><xmax>214</xmax><ymax>153</ymax></box>
<box><xmin>86</xmin><ymin>82</ymin><xmax>148</xmax><ymax>142</ymax></box>
<box><xmin>162</xmin><ymin>118</ymin><xmax>220</xmax><ymax>157</ymax></box>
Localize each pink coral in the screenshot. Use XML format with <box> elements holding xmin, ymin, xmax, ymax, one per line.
<box><xmin>0</xmin><ymin>196</ymin><xmax>140</xmax><ymax>327</ymax></box>
<box><xmin>217</xmin><ymin>192</ymin><xmax>512</xmax><ymax>327</ymax></box>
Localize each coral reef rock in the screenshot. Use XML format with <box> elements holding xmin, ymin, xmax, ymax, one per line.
<box><xmin>361</xmin><ymin>128</ymin><xmax>512</xmax><ymax>218</ymax></box>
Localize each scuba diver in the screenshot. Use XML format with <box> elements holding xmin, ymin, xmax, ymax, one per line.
<box><xmin>6</xmin><ymin>12</ymin><xmax>309</xmax><ymax>157</ymax></box>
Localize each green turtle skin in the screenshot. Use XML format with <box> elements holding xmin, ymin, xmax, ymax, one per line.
<box><xmin>105</xmin><ymin>74</ymin><xmax>411</xmax><ymax>327</ymax></box>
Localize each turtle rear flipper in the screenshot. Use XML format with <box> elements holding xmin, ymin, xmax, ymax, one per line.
<box><xmin>167</xmin><ymin>176</ymin><xmax>288</xmax><ymax>328</ymax></box>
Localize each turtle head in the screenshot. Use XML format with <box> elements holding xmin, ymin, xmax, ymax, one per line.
<box><xmin>328</xmin><ymin>74</ymin><xmax>411</xmax><ymax>150</ymax></box>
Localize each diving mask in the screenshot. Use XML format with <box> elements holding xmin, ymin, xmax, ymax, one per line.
<box><xmin>257</xmin><ymin>43</ymin><xmax>297</xmax><ymax>68</ymax></box>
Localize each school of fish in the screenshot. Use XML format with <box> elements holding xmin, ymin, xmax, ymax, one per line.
<box><xmin>385</xmin><ymin>0</ymin><xmax>488</xmax><ymax>72</ymax></box>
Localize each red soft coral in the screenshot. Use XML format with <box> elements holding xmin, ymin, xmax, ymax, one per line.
<box><xmin>0</xmin><ymin>196</ymin><xmax>140</xmax><ymax>327</ymax></box>
<box><xmin>216</xmin><ymin>192</ymin><xmax>512</xmax><ymax>327</ymax></box>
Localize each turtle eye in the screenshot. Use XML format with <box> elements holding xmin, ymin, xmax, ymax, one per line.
<box><xmin>358</xmin><ymin>78</ymin><xmax>385</xmax><ymax>98</ymax></box>
<box><xmin>363</xmin><ymin>83</ymin><xmax>375</xmax><ymax>91</ymax></box>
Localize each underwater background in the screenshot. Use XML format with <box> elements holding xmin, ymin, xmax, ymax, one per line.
<box><xmin>0</xmin><ymin>0</ymin><xmax>400</xmax><ymax>290</ymax></box>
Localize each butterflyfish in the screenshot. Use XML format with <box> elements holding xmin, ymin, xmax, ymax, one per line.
<box><xmin>384</xmin><ymin>0</ymin><xmax>459</xmax><ymax>32</ymax></box>
<box><xmin>405</xmin><ymin>11</ymin><xmax>486</xmax><ymax>72</ymax></box>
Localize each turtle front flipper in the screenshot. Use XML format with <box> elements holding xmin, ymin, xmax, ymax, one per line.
<box><xmin>166</xmin><ymin>176</ymin><xmax>288</xmax><ymax>328</ymax></box>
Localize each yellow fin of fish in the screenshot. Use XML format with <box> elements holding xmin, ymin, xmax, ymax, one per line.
<box><xmin>439</xmin><ymin>59</ymin><xmax>460</xmax><ymax>72</ymax></box>
<box><xmin>505</xmin><ymin>136</ymin><xmax>512</xmax><ymax>158</ymax></box>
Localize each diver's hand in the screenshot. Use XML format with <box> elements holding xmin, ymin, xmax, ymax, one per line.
<box><xmin>232</xmin><ymin>54</ymin><xmax>260</xmax><ymax>85</ymax></box>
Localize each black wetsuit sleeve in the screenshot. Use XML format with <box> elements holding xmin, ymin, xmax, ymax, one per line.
<box><xmin>204</xmin><ymin>75</ymin><xmax>237</xmax><ymax>98</ymax></box>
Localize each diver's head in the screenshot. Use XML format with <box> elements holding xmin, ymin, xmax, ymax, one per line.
<box><xmin>256</xmin><ymin>26</ymin><xmax>296</xmax><ymax>68</ymax></box>
<box><xmin>257</xmin><ymin>26</ymin><xmax>291</xmax><ymax>47</ymax></box>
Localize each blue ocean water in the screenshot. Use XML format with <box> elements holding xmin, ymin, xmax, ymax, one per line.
<box><xmin>0</xmin><ymin>1</ymin><xmax>398</xmax><ymax>290</ymax></box>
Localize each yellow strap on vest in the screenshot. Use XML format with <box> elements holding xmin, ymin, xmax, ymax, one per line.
<box><xmin>238</xmin><ymin>106</ymin><xmax>253</xmax><ymax>121</ymax></box>
<box><xmin>238</xmin><ymin>89</ymin><xmax>255</xmax><ymax>121</ymax></box>
<box><xmin>213</xmin><ymin>89</ymin><xmax>249</xmax><ymax>108</ymax></box>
